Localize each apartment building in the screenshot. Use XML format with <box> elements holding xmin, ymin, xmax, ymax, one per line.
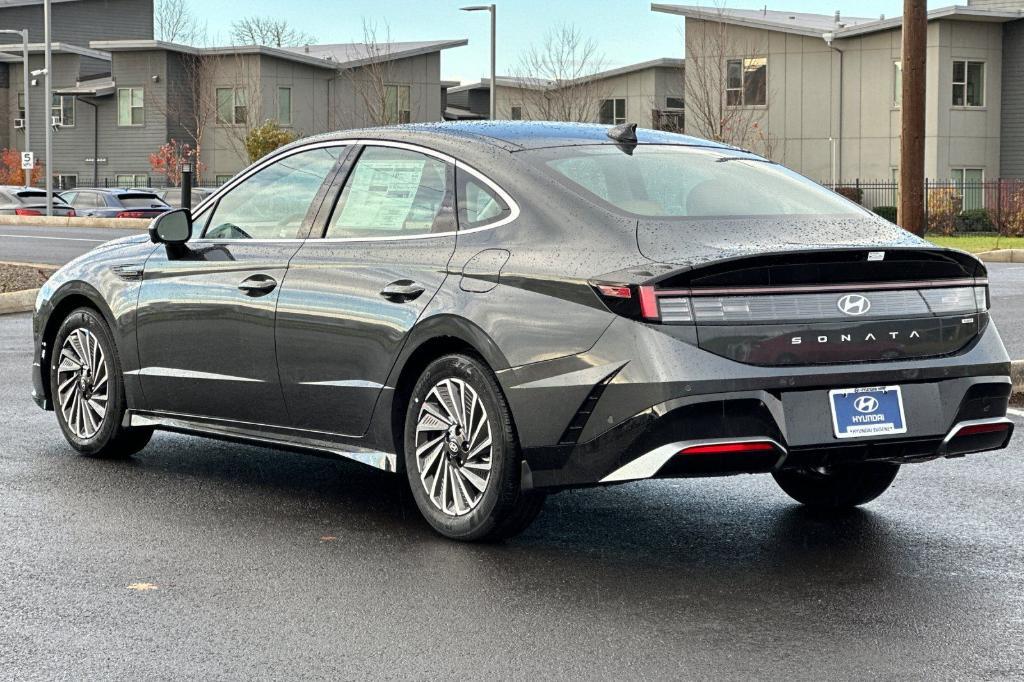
<box><xmin>653</xmin><ymin>0</ymin><xmax>1024</xmax><ymax>182</ymax></box>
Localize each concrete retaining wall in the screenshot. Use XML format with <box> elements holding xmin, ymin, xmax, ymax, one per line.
<box><xmin>0</xmin><ymin>288</ymin><xmax>38</xmax><ymax>315</ymax></box>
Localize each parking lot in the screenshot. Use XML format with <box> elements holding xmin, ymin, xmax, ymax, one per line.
<box><xmin>1</xmin><ymin>308</ymin><xmax>1022</xmax><ymax>679</ymax></box>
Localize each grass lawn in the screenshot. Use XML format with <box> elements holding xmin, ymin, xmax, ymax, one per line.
<box><xmin>926</xmin><ymin>235</ymin><xmax>1024</xmax><ymax>253</ymax></box>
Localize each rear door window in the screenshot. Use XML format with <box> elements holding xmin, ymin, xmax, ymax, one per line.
<box><xmin>325</xmin><ymin>146</ymin><xmax>454</xmax><ymax>239</ymax></box>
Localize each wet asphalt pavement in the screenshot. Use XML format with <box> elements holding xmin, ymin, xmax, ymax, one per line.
<box><xmin>1</xmin><ymin>312</ymin><xmax>1023</xmax><ymax>679</ymax></box>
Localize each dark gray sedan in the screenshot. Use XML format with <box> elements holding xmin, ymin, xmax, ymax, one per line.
<box><xmin>29</xmin><ymin>122</ymin><xmax>1015</xmax><ymax>541</ymax></box>
<box><xmin>59</xmin><ymin>188</ymin><xmax>170</xmax><ymax>219</ymax></box>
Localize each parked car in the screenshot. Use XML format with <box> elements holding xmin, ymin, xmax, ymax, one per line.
<box><xmin>156</xmin><ymin>186</ymin><xmax>217</xmax><ymax>209</ymax></box>
<box><xmin>31</xmin><ymin>122</ymin><xmax>1014</xmax><ymax>541</ymax></box>
<box><xmin>59</xmin><ymin>188</ymin><xmax>170</xmax><ymax>218</ymax></box>
<box><xmin>0</xmin><ymin>187</ymin><xmax>76</xmax><ymax>216</ymax></box>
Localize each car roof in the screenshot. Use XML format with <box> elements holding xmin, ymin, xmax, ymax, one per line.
<box><xmin>300</xmin><ymin>121</ymin><xmax>733</xmax><ymax>154</ymax></box>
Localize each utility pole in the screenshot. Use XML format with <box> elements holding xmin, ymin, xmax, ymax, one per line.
<box><xmin>899</xmin><ymin>0</ymin><xmax>927</xmax><ymax>236</ymax></box>
<box><xmin>43</xmin><ymin>0</ymin><xmax>53</xmax><ymax>216</ymax></box>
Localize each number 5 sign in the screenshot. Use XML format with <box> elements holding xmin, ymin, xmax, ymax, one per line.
<box><xmin>20</xmin><ymin>151</ymin><xmax>34</xmax><ymax>170</ymax></box>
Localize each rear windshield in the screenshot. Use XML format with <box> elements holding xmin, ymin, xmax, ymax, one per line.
<box><xmin>117</xmin><ymin>193</ymin><xmax>166</xmax><ymax>208</ymax></box>
<box><xmin>533</xmin><ymin>145</ymin><xmax>863</xmax><ymax>218</ymax></box>
<box><xmin>15</xmin><ymin>190</ymin><xmax>68</xmax><ymax>204</ymax></box>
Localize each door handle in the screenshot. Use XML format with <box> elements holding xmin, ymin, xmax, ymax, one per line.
<box><xmin>238</xmin><ymin>274</ymin><xmax>278</xmax><ymax>296</ymax></box>
<box><xmin>380</xmin><ymin>280</ymin><xmax>425</xmax><ymax>302</ymax></box>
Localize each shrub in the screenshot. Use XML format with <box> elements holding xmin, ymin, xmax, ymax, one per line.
<box><xmin>0</xmin><ymin>148</ymin><xmax>44</xmax><ymax>185</ymax></box>
<box><xmin>833</xmin><ymin>186</ymin><xmax>863</xmax><ymax>204</ymax></box>
<box><xmin>926</xmin><ymin>187</ymin><xmax>962</xmax><ymax>236</ymax></box>
<box><xmin>955</xmin><ymin>208</ymin><xmax>995</xmax><ymax>233</ymax></box>
<box><xmin>244</xmin><ymin>120</ymin><xmax>299</xmax><ymax>163</ymax></box>
<box><xmin>873</xmin><ymin>206</ymin><xmax>898</xmax><ymax>223</ymax></box>
<box><xmin>1003</xmin><ymin>186</ymin><xmax>1024</xmax><ymax>237</ymax></box>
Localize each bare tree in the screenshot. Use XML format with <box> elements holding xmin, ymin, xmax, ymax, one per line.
<box><xmin>682</xmin><ymin>11</ymin><xmax>777</xmax><ymax>156</ymax></box>
<box><xmin>339</xmin><ymin>20</ymin><xmax>417</xmax><ymax>128</ymax></box>
<box><xmin>230</xmin><ymin>16</ymin><xmax>315</xmax><ymax>47</ymax></box>
<box><xmin>215</xmin><ymin>53</ymin><xmax>265</xmax><ymax>166</ymax></box>
<box><xmin>512</xmin><ymin>25</ymin><xmax>609</xmax><ymax>122</ymax></box>
<box><xmin>152</xmin><ymin>51</ymin><xmax>218</xmax><ymax>183</ymax></box>
<box><xmin>154</xmin><ymin>0</ymin><xmax>205</xmax><ymax>45</ymax></box>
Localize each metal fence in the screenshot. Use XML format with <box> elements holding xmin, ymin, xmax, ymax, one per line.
<box><xmin>824</xmin><ymin>178</ymin><xmax>1024</xmax><ymax>236</ymax></box>
<box><xmin>43</xmin><ymin>176</ymin><xmax>230</xmax><ymax>192</ymax></box>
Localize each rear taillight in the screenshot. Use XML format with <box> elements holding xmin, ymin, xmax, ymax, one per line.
<box><xmin>66</xmin><ymin>209</ymin><xmax>76</xmax><ymax>217</ymax></box>
<box><xmin>15</xmin><ymin>208</ymin><xmax>41</xmax><ymax>216</ymax></box>
<box><xmin>116</xmin><ymin>210</ymin><xmax>147</xmax><ymax>218</ymax></box>
<box><xmin>954</xmin><ymin>422</ymin><xmax>1010</xmax><ymax>437</ymax></box>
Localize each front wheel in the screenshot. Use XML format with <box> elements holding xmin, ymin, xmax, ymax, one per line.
<box><xmin>773</xmin><ymin>462</ymin><xmax>900</xmax><ymax>508</ymax></box>
<box><xmin>50</xmin><ymin>307</ymin><xmax>153</xmax><ymax>458</ymax></box>
<box><xmin>404</xmin><ymin>354</ymin><xmax>545</xmax><ymax>541</ymax></box>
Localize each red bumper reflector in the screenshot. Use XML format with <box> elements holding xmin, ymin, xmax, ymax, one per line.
<box><xmin>680</xmin><ymin>441</ymin><xmax>776</xmax><ymax>455</ymax></box>
<box><xmin>954</xmin><ymin>422</ymin><xmax>1011</xmax><ymax>437</ymax></box>
<box><xmin>597</xmin><ymin>284</ymin><xmax>632</xmax><ymax>299</ymax></box>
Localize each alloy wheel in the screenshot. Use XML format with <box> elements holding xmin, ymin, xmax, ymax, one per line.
<box><xmin>56</xmin><ymin>328</ymin><xmax>109</xmax><ymax>439</ymax></box>
<box><xmin>414</xmin><ymin>378</ymin><xmax>493</xmax><ymax>516</ymax></box>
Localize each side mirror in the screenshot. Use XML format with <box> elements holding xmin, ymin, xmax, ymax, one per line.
<box><xmin>149</xmin><ymin>208</ymin><xmax>192</xmax><ymax>245</ymax></box>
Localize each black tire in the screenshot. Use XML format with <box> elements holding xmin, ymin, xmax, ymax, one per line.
<box><xmin>50</xmin><ymin>307</ymin><xmax>153</xmax><ymax>459</ymax></box>
<box><xmin>773</xmin><ymin>462</ymin><xmax>900</xmax><ymax>508</ymax></box>
<box><xmin>403</xmin><ymin>354</ymin><xmax>545</xmax><ymax>541</ymax></box>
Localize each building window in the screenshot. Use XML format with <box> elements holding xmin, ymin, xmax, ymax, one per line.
<box><xmin>893</xmin><ymin>62</ymin><xmax>902</xmax><ymax>107</ymax></box>
<box><xmin>726</xmin><ymin>57</ymin><xmax>767</xmax><ymax>106</ymax></box>
<box><xmin>215</xmin><ymin>174</ymin><xmax>234</xmax><ymax>185</ymax></box>
<box><xmin>510</xmin><ymin>105</ymin><xmax>522</xmax><ymax>120</ymax></box>
<box><xmin>653</xmin><ymin>109</ymin><xmax>684</xmax><ymax>132</ymax></box>
<box><xmin>17</xmin><ymin>92</ymin><xmax>26</xmax><ymax>120</ymax></box>
<box><xmin>52</xmin><ymin>94</ymin><xmax>75</xmax><ymax>127</ymax></box>
<box><xmin>666</xmin><ymin>96</ymin><xmax>685</xmax><ymax>109</ymax></box>
<box><xmin>952</xmin><ymin>60</ymin><xmax>984</xmax><ymax>107</ymax></box>
<box><xmin>216</xmin><ymin>87</ymin><xmax>248</xmax><ymax>125</ymax></box>
<box><xmin>951</xmin><ymin>168</ymin><xmax>984</xmax><ymax>210</ymax></box>
<box><xmin>116</xmin><ymin>174</ymin><xmax>149</xmax><ymax>187</ymax></box>
<box><xmin>117</xmin><ymin>88</ymin><xmax>144</xmax><ymax>126</ymax></box>
<box><xmin>598</xmin><ymin>98</ymin><xmax>626</xmax><ymax>125</ymax></box>
<box><xmin>384</xmin><ymin>84</ymin><xmax>411</xmax><ymax>124</ymax></box>
<box><xmin>53</xmin><ymin>174</ymin><xmax>77</xmax><ymax>191</ymax></box>
<box><xmin>277</xmin><ymin>87</ymin><xmax>292</xmax><ymax>125</ymax></box>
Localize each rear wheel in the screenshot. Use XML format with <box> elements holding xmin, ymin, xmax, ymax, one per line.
<box><xmin>404</xmin><ymin>354</ymin><xmax>545</xmax><ymax>541</ymax></box>
<box><xmin>50</xmin><ymin>308</ymin><xmax>153</xmax><ymax>458</ymax></box>
<box><xmin>773</xmin><ymin>462</ymin><xmax>900</xmax><ymax>508</ymax></box>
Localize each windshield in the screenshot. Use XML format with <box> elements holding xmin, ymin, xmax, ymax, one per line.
<box><xmin>534</xmin><ymin>145</ymin><xmax>863</xmax><ymax>218</ymax></box>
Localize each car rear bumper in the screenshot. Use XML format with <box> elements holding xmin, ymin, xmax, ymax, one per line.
<box><xmin>503</xmin><ymin>317</ymin><xmax>1014</xmax><ymax>490</ymax></box>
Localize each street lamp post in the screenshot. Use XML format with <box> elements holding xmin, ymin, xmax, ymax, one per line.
<box><xmin>461</xmin><ymin>4</ymin><xmax>496</xmax><ymax>120</ymax></box>
<box><xmin>0</xmin><ymin>29</ymin><xmax>31</xmax><ymax>187</ymax></box>
<box><xmin>44</xmin><ymin>0</ymin><xmax>53</xmax><ymax>216</ymax></box>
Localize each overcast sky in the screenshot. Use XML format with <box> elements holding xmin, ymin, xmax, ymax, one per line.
<box><xmin>195</xmin><ymin>0</ymin><xmax>950</xmax><ymax>84</ymax></box>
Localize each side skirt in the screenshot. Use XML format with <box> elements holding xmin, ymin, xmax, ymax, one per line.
<box><xmin>126</xmin><ymin>410</ymin><xmax>398</xmax><ymax>472</ymax></box>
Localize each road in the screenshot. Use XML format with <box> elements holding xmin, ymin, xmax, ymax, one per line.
<box><xmin>1</xmin><ymin>311</ymin><xmax>1023</xmax><ymax>679</ymax></box>
<box><xmin>0</xmin><ymin>225</ymin><xmax>142</xmax><ymax>266</ymax></box>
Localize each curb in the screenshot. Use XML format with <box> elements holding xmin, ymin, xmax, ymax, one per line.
<box><xmin>0</xmin><ymin>215</ymin><xmax>150</xmax><ymax>230</ymax></box>
<box><xmin>0</xmin><ymin>288</ymin><xmax>38</xmax><ymax>315</ymax></box>
<box><xmin>0</xmin><ymin>260</ymin><xmax>59</xmax><ymax>271</ymax></box>
<box><xmin>977</xmin><ymin>249</ymin><xmax>1024</xmax><ymax>263</ymax></box>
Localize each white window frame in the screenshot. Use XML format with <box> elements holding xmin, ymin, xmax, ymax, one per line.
<box><xmin>52</xmin><ymin>173</ymin><xmax>77</xmax><ymax>190</ymax></box>
<box><xmin>892</xmin><ymin>61</ymin><xmax>902</xmax><ymax>108</ymax></box>
<box><xmin>17</xmin><ymin>92</ymin><xmax>26</xmax><ymax>120</ymax></box>
<box><xmin>384</xmin><ymin>84</ymin><xmax>411</xmax><ymax>124</ymax></box>
<box><xmin>951</xmin><ymin>167</ymin><xmax>985</xmax><ymax>210</ymax></box>
<box><xmin>117</xmin><ymin>87</ymin><xmax>145</xmax><ymax>126</ymax></box>
<box><xmin>277</xmin><ymin>86</ymin><xmax>292</xmax><ymax>126</ymax></box>
<box><xmin>726</xmin><ymin>57</ymin><xmax>768</xmax><ymax>107</ymax></box>
<box><xmin>599</xmin><ymin>98</ymin><xmax>626</xmax><ymax>125</ymax></box>
<box><xmin>52</xmin><ymin>94</ymin><xmax>75</xmax><ymax>127</ymax></box>
<box><xmin>115</xmin><ymin>173</ymin><xmax>149</xmax><ymax>188</ymax></box>
<box><xmin>952</xmin><ymin>60</ymin><xmax>985</xmax><ymax>108</ymax></box>
<box><xmin>216</xmin><ymin>87</ymin><xmax>248</xmax><ymax>125</ymax></box>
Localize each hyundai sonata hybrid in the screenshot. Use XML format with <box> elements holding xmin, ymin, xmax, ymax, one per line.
<box><xmin>31</xmin><ymin>122</ymin><xmax>1015</xmax><ymax>541</ymax></box>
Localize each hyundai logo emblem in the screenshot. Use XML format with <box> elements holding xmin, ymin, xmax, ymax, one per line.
<box><xmin>837</xmin><ymin>294</ymin><xmax>872</xmax><ymax>316</ymax></box>
<box><xmin>854</xmin><ymin>396</ymin><xmax>879</xmax><ymax>413</ymax></box>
